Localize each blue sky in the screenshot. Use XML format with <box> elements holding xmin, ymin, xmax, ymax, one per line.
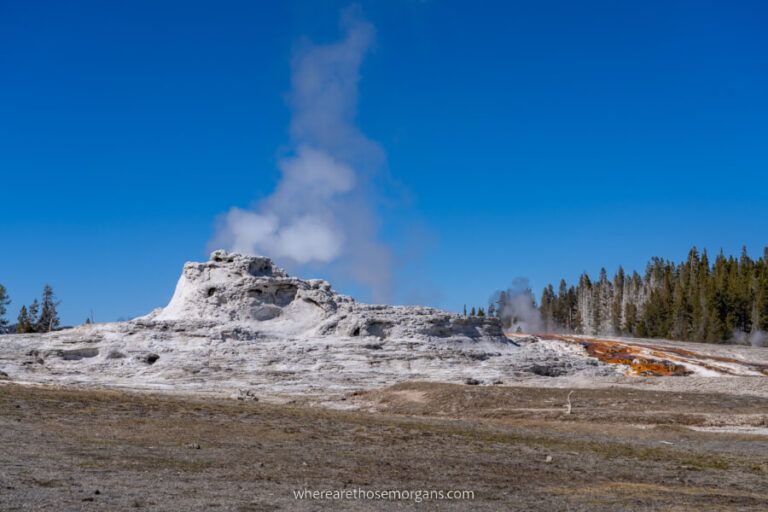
<box><xmin>1</xmin><ymin>0</ymin><xmax>767</xmax><ymax>325</ymax></box>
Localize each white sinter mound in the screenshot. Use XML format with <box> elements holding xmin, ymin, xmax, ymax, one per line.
<box><xmin>150</xmin><ymin>250</ymin><xmax>506</xmax><ymax>342</ymax></box>
<box><xmin>0</xmin><ymin>251</ymin><xmax>620</xmax><ymax>399</ymax></box>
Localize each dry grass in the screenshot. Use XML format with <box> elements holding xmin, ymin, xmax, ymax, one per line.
<box><xmin>1</xmin><ymin>382</ymin><xmax>767</xmax><ymax>510</ymax></box>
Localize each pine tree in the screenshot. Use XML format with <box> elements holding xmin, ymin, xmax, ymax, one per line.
<box><xmin>496</xmin><ymin>291</ymin><xmax>508</xmax><ymax>323</ymax></box>
<box><xmin>686</xmin><ymin>248</ymin><xmax>704</xmax><ymax>341</ymax></box>
<box><xmin>624</xmin><ymin>303</ymin><xmax>638</xmax><ymax>336</ymax></box>
<box><xmin>695</xmin><ymin>249</ymin><xmax>711</xmax><ymax>341</ymax></box>
<box><xmin>671</xmin><ymin>278</ymin><xmax>691</xmax><ymax>340</ymax></box>
<box><xmin>16</xmin><ymin>305</ymin><xmax>30</xmax><ymax>334</ymax></box>
<box><xmin>611</xmin><ymin>267</ymin><xmax>625</xmax><ymax>335</ymax></box>
<box><xmin>540</xmin><ymin>284</ymin><xmax>556</xmax><ymax>331</ymax></box>
<box><xmin>0</xmin><ymin>284</ymin><xmax>10</xmax><ymax>331</ymax></box>
<box><xmin>735</xmin><ymin>247</ymin><xmax>754</xmax><ymax>335</ymax></box>
<box><xmin>555</xmin><ymin>280</ymin><xmax>568</xmax><ymax>327</ymax></box>
<box><xmin>470</xmin><ymin>306</ymin><xmax>476</xmax><ymax>317</ymax></box>
<box><xmin>477</xmin><ymin>307</ymin><xmax>485</xmax><ymax>317</ymax></box>
<box><xmin>463</xmin><ymin>304</ymin><xmax>467</xmax><ymax>316</ymax></box>
<box><xmin>757</xmin><ymin>256</ymin><xmax>768</xmax><ymax>331</ymax></box>
<box><xmin>567</xmin><ymin>285</ymin><xmax>580</xmax><ymax>332</ymax></box>
<box><xmin>37</xmin><ymin>285</ymin><xmax>60</xmax><ymax>333</ymax></box>
<box><xmin>27</xmin><ymin>299</ymin><xmax>40</xmax><ymax>333</ymax></box>
<box><xmin>589</xmin><ymin>268</ymin><xmax>609</xmax><ymax>334</ymax></box>
<box><xmin>577</xmin><ymin>273</ymin><xmax>593</xmax><ymax>334</ymax></box>
<box><xmin>706</xmin><ymin>252</ymin><xmax>730</xmax><ymax>342</ymax></box>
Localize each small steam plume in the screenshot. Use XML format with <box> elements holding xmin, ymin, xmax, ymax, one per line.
<box><xmin>212</xmin><ymin>6</ymin><xmax>392</xmax><ymax>301</ymax></box>
<box><xmin>734</xmin><ymin>330</ymin><xmax>767</xmax><ymax>347</ymax></box>
<box><xmin>490</xmin><ymin>277</ymin><xmax>542</xmax><ymax>334</ymax></box>
<box><xmin>750</xmin><ymin>331</ymin><xmax>766</xmax><ymax>347</ymax></box>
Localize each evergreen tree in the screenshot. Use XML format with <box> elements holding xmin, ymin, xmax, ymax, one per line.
<box><xmin>611</xmin><ymin>266</ymin><xmax>625</xmax><ymax>335</ymax></box>
<box><xmin>624</xmin><ymin>303</ymin><xmax>638</xmax><ymax>336</ymax></box>
<box><xmin>28</xmin><ymin>299</ymin><xmax>40</xmax><ymax>333</ymax></box>
<box><xmin>0</xmin><ymin>284</ymin><xmax>10</xmax><ymax>330</ymax></box>
<box><xmin>696</xmin><ymin>249</ymin><xmax>711</xmax><ymax>341</ymax></box>
<box><xmin>589</xmin><ymin>268</ymin><xmax>608</xmax><ymax>334</ymax></box>
<box><xmin>671</xmin><ymin>278</ymin><xmax>691</xmax><ymax>340</ymax></box>
<box><xmin>470</xmin><ymin>306</ymin><xmax>476</xmax><ymax>317</ymax></box>
<box><xmin>567</xmin><ymin>285</ymin><xmax>581</xmax><ymax>332</ymax></box>
<box><xmin>496</xmin><ymin>291</ymin><xmax>508</xmax><ymax>324</ymax></box>
<box><xmin>685</xmin><ymin>248</ymin><xmax>703</xmax><ymax>341</ymax></box>
<box><xmin>477</xmin><ymin>307</ymin><xmax>485</xmax><ymax>317</ymax></box>
<box><xmin>577</xmin><ymin>273</ymin><xmax>593</xmax><ymax>334</ymax></box>
<box><xmin>37</xmin><ymin>285</ymin><xmax>60</xmax><ymax>332</ymax></box>
<box><xmin>16</xmin><ymin>305</ymin><xmax>30</xmax><ymax>334</ymax></box>
<box><xmin>706</xmin><ymin>252</ymin><xmax>729</xmax><ymax>342</ymax></box>
<box><xmin>555</xmin><ymin>279</ymin><xmax>568</xmax><ymax>327</ymax></box>
<box><xmin>540</xmin><ymin>284</ymin><xmax>556</xmax><ymax>331</ymax></box>
<box><xmin>756</xmin><ymin>254</ymin><xmax>768</xmax><ymax>332</ymax></box>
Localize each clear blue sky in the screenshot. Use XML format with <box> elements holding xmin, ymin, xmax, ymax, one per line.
<box><xmin>1</xmin><ymin>0</ymin><xmax>767</xmax><ymax>325</ymax></box>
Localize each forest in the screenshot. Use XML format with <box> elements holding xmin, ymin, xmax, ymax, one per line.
<box><xmin>543</xmin><ymin>246</ymin><xmax>768</xmax><ymax>343</ymax></box>
<box><xmin>479</xmin><ymin>247</ymin><xmax>768</xmax><ymax>344</ymax></box>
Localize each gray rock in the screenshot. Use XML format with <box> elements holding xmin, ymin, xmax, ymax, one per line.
<box><xmin>530</xmin><ymin>364</ymin><xmax>567</xmax><ymax>377</ymax></box>
<box><xmin>137</xmin><ymin>353</ymin><xmax>160</xmax><ymax>365</ymax></box>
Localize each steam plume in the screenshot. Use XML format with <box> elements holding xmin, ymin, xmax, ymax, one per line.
<box><xmin>752</xmin><ymin>331</ymin><xmax>767</xmax><ymax>347</ymax></box>
<box><xmin>735</xmin><ymin>330</ymin><xmax>767</xmax><ymax>347</ymax></box>
<box><xmin>212</xmin><ymin>7</ymin><xmax>392</xmax><ymax>300</ymax></box>
<box><xmin>491</xmin><ymin>278</ymin><xmax>543</xmax><ymax>333</ymax></box>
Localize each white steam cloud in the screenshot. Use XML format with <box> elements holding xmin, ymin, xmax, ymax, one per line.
<box><xmin>734</xmin><ymin>330</ymin><xmax>767</xmax><ymax>348</ymax></box>
<box><xmin>212</xmin><ymin>7</ymin><xmax>392</xmax><ymax>300</ymax></box>
<box><xmin>491</xmin><ymin>278</ymin><xmax>543</xmax><ymax>334</ymax></box>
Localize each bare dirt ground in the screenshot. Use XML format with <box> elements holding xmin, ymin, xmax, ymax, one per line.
<box><xmin>1</xmin><ymin>382</ymin><xmax>767</xmax><ymax>511</ymax></box>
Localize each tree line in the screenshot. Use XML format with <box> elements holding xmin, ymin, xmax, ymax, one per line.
<box><xmin>0</xmin><ymin>284</ymin><xmax>61</xmax><ymax>334</ymax></box>
<box><xmin>462</xmin><ymin>304</ymin><xmax>495</xmax><ymax>317</ymax></box>
<box><xmin>537</xmin><ymin>247</ymin><xmax>768</xmax><ymax>343</ymax></box>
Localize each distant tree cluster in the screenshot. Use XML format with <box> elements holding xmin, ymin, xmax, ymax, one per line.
<box><xmin>15</xmin><ymin>285</ymin><xmax>61</xmax><ymax>334</ymax></box>
<box><xmin>540</xmin><ymin>247</ymin><xmax>768</xmax><ymax>343</ymax></box>
<box><xmin>463</xmin><ymin>304</ymin><xmax>494</xmax><ymax>318</ymax></box>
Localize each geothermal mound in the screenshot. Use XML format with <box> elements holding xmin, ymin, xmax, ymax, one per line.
<box><xmin>0</xmin><ymin>251</ymin><xmax>619</xmax><ymax>398</ymax></box>
<box><xmin>147</xmin><ymin>250</ymin><xmax>505</xmax><ymax>342</ymax></box>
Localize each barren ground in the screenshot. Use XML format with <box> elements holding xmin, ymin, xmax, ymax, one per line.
<box><xmin>1</xmin><ymin>382</ymin><xmax>767</xmax><ymax>511</ymax></box>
